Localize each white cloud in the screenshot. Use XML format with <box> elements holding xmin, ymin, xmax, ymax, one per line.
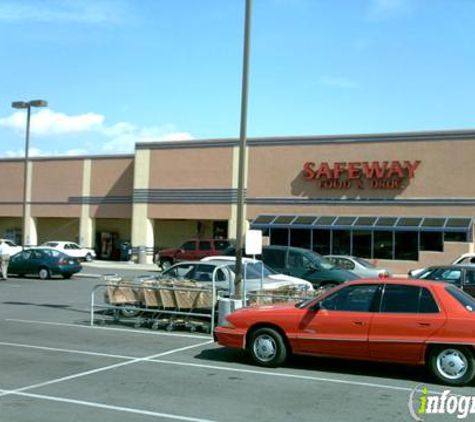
<box><xmin>319</xmin><ymin>77</ymin><xmax>358</xmax><ymax>89</ymax></box>
<box><xmin>0</xmin><ymin>0</ymin><xmax>128</xmax><ymax>24</ymax></box>
<box><xmin>0</xmin><ymin>147</ymin><xmax>89</xmax><ymax>158</ymax></box>
<box><xmin>0</xmin><ymin>110</ymin><xmax>104</xmax><ymax>135</ymax></box>
<box><xmin>0</xmin><ymin>109</ymin><xmax>194</xmax><ymax>156</ymax></box>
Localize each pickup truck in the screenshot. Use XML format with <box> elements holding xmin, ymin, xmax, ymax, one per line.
<box><xmin>156</xmin><ymin>239</ymin><xmax>231</xmax><ymax>270</ymax></box>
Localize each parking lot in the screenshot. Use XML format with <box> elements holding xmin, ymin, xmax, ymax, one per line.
<box><xmin>0</xmin><ymin>269</ymin><xmax>474</xmax><ymax>421</ymax></box>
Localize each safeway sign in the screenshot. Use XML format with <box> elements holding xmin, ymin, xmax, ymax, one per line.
<box><xmin>302</xmin><ymin>160</ymin><xmax>421</xmax><ymax>189</ymax></box>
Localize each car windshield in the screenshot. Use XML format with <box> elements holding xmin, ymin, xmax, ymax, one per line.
<box><xmin>353</xmin><ymin>257</ymin><xmax>376</xmax><ymax>268</ymax></box>
<box><xmin>418</xmin><ymin>268</ymin><xmax>462</xmax><ymax>284</ymax></box>
<box><xmin>304</xmin><ymin>251</ymin><xmax>334</xmax><ymax>270</ymax></box>
<box><xmin>227</xmin><ymin>262</ymin><xmax>276</xmax><ymax>278</ymax></box>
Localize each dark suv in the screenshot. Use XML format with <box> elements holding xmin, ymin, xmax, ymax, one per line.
<box><xmin>225</xmin><ymin>245</ymin><xmax>359</xmax><ymax>288</ymax></box>
<box><xmin>157</xmin><ymin>239</ymin><xmax>231</xmax><ymax>270</ymax></box>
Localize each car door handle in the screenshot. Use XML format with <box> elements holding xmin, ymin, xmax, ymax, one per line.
<box><xmin>352</xmin><ymin>321</ymin><xmax>366</xmax><ymax>326</ymax></box>
<box><xmin>418</xmin><ymin>322</ymin><xmax>431</xmax><ymax>327</ymax></box>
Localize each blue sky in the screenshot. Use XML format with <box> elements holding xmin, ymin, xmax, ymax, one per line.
<box><xmin>0</xmin><ymin>0</ymin><xmax>474</xmax><ymax>157</ymax></box>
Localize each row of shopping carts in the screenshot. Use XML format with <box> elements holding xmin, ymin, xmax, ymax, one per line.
<box><xmin>90</xmin><ymin>274</ymin><xmax>322</xmax><ymax>334</ymax></box>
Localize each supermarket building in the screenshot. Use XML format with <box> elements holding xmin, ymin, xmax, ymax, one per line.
<box><xmin>1</xmin><ymin>128</ymin><xmax>474</xmax><ymax>274</ymax></box>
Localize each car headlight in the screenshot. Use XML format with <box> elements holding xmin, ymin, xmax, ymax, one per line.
<box><xmin>220</xmin><ymin>318</ymin><xmax>236</xmax><ymax>329</ymax></box>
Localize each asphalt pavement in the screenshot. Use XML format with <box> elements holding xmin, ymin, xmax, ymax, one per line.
<box><xmin>0</xmin><ymin>268</ymin><xmax>473</xmax><ymax>421</ymax></box>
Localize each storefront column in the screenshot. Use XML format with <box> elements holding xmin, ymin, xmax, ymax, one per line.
<box><xmin>229</xmin><ymin>145</ymin><xmax>250</xmax><ymax>240</ymax></box>
<box><xmin>132</xmin><ymin>149</ymin><xmax>154</xmax><ymax>263</ymax></box>
<box><xmin>79</xmin><ymin>159</ymin><xmax>95</xmax><ymax>248</ymax></box>
<box><xmin>24</xmin><ymin>161</ymin><xmax>37</xmax><ymax>246</ymax></box>
<box><xmin>25</xmin><ymin>216</ymin><xmax>38</xmax><ymax>247</ymax></box>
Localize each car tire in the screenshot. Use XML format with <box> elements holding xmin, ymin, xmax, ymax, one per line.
<box><xmin>160</xmin><ymin>259</ymin><xmax>173</xmax><ymax>271</ymax></box>
<box><xmin>85</xmin><ymin>253</ymin><xmax>93</xmax><ymax>262</ymax></box>
<box><xmin>38</xmin><ymin>267</ymin><xmax>51</xmax><ymax>280</ymax></box>
<box><xmin>428</xmin><ymin>345</ymin><xmax>475</xmax><ymax>386</ymax></box>
<box><xmin>249</xmin><ymin>327</ymin><xmax>288</xmax><ymax>367</ymax></box>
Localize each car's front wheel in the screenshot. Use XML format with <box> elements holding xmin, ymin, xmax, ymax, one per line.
<box><xmin>428</xmin><ymin>345</ymin><xmax>475</xmax><ymax>386</ymax></box>
<box><xmin>38</xmin><ymin>267</ymin><xmax>51</xmax><ymax>280</ymax></box>
<box><xmin>249</xmin><ymin>327</ymin><xmax>288</xmax><ymax>367</ymax></box>
<box><xmin>85</xmin><ymin>253</ymin><xmax>93</xmax><ymax>262</ymax></box>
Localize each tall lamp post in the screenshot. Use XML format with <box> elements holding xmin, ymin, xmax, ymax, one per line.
<box><xmin>11</xmin><ymin>100</ymin><xmax>48</xmax><ymax>248</ymax></box>
<box><xmin>234</xmin><ymin>0</ymin><xmax>252</xmax><ymax>299</ymax></box>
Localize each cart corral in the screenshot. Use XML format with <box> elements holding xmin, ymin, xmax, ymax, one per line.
<box><xmin>90</xmin><ymin>270</ymin><xmax>322</xmax><ymax>335</ymax></box>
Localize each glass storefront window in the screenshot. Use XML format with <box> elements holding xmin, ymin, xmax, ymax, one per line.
<box><xmin>290</xmin><ymin>229</ymin><xmax>311</xmax><ymax>249</ymax></box>
<box><xmin>445</xmin><ymin>232</ymin><xmax>469</xmax><ymax>242</ymax></box>
<box><xmin>313</xmin><ymin>229</ymin><xmax>330</xmax><ymax>255</ymax></box>
<box><xmin>395</xmin><ymin>231</ymin><xmax>418</xmax><ymax>261</ymax></box>
<box><xmin>270</xmin><ymin>228</ymin><xmax>288</xmax><ymax>246</ymax></box>
<box><xmin>374</xmin><ymin>231</ymin><xmax>393</xmax><ymax>259</ymax></box>
<box><xmin>420</xmin><ymin>232</ymin><xmax>443</xmax><ymax>252</ymax></box>
<box><xmin>332</xmin><ymin>230</ymin><xmax>351</xmax><ymax>255</ymax></box>
<box><xmin>352</xmin><ymin>230</ymin><xmax>372</xmax><ymax>258</ymax></box>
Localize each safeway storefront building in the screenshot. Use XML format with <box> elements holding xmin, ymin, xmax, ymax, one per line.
<box><xmin>1</xmin><ymin>128</ymin><xmax>474</xmax><ymax>273</ymax></box>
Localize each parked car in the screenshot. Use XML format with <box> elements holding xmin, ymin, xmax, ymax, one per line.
<box><xmin>224</xmin><ymin>245</ymin><xmax>359</xmax><ymax>288</ymax></box>
<box><xmin>411</xmin><ymin>265</ymin><xmax>475</xmax><ymax>297</ymax></box>
<box><xmin>8</xmin><ymin>247</ymin><xmax>82</xmax><ymax>279</ymax></box>
<box><xmin>157</xmin><ymin>239</ymin><xmax>232</xmax><ymax>270</ymax></box>
<box><xmin>41</xmin><ymin>241</ymin><xmax>96</xmax><ymax>262</ymax></box>
<box><xmin>324</xmin><ymin>255</ymin><xmax>392</xmax><ymax>278</ymax></box>
<box><xmin>0</xmin><ymin>238</ymin><xmax>22</xmax><ymax>256</ymax></box>
<box><xmin>215</xmin><ymin>278</ymin><xmax>475</xmax><ymax>386</ymax></box>
<box><xmin>408</xmin><ymin>252</ymin><xmax>475</xmax><ymax>278</ymax></box>
<box><xmin>159</xmin><ymin>259</ymin><xmax>314</xmax><ymax>295</ymax></box>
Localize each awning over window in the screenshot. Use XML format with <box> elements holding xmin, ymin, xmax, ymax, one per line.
<box><xmin>251</xmin><ymin>215</ymin><xmax>473</xmax><ymax>232</ymax></box>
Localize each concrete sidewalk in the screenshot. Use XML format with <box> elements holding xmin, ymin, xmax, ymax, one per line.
<box><xmin>77</xmin><ymin>260</ymin><xmax>159</xmax><ymax>278</ymax></box>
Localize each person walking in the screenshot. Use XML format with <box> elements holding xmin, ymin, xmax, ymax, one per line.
<box><xmin>0</xmin><ymin>242</ymin><xmax>10</xmax><ymax>280</ymax></box>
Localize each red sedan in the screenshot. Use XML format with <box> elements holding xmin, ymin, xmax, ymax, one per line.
<box><xmin>215</xmin><ymin>279</ymin><xmax>475</xmax><ymax>386</ymax></box>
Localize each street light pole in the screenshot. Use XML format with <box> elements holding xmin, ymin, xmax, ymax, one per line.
<box><xmin>234</xmin><ymin>0</ymin><xmax>252</xmax><ymax>299</ymax></box>
<box><xmin>11</xmin><ymin>100</ymin><xmax>48</xmax><ymax>249</ymax></box>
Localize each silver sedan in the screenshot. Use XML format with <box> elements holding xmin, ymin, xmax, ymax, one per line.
<box><xmin>324</xmin><ymin>255</ymin><xmax>392</xmax><ymax>278</ymax></box>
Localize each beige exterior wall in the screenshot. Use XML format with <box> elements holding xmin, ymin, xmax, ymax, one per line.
<box><xmin>31</xmin><ymin>159</ymin><xmax>83</xmax><ymax>206</ymax></box>
<box><xmin>247</xmin><ymin>139</ymin><xmax>475</xmax><ymax>200</ymax></box>
<box><xmin>153</xmin><ymin>220</ymin><xmax>215</xmax><ymax>249</ymax></box>
<box><xmin>149</xmin><ymin>148</ymin><xmax>233</xmax><ymax>189</ymax></box>
<box><xmin>36</xmin><ymin>218</ymin><xmax>80</xmax><ymax>244</ymax></box>
<box><xmin>90</xmin><ymin>157</ymin><xmax>133</xmax><ymax>218</ymax></box>
<box><xmin>0</xmin><ymin>160</ymin><xmax>25</xmax><ymax>216</ymax></box>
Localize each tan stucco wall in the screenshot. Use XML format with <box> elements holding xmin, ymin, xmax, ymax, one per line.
<box><xmin>247</xmin><ymin>139</ymin><xmax>475</xmax><ymax>199</ymax></box>
<box><xmin>154</xmin><ymin>219</ymin><xmax>215</xmax><ymax>248</ymax></box>
<box><xmin>0</xmin><ymin>161</ymin><xmax>25</xmax><ymax>216</ymax></box>
<box><xmin>31</xmin><ymin>159</ymin><xmax>83</xmax><ymax>202</ymax></box>
<box><xmin>90</xmin><ymin>157</ymin><xmax>134</xmax><ymax>196</ymax></box>
<box><xmin>36</xmin><ymin>217</ymin><xmax>80</xmax><ymax>244</ymax></box>
<box><xmin>149</xmin><ymin>148</ymin><xmax>233</xmax><ymax>189</ymax></box>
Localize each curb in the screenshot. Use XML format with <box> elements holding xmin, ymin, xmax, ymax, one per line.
<box><xmin>75</xmin><ymin>273</ymin><xmax>103</xmax><ymax>279</ymax></box>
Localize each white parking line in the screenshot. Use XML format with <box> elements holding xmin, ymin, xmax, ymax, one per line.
<box><xmin>0</xmin><ymin>389</ymin><xmax>218</xmax><ymax>422</ymax></box>
<box><xmin>0</xmin><ymin>340</ymin><xmax>213</xmax><ymax>399</ymax></box>
<box><xmin>0</xmin><ymin>339</ymin><xmax>441</xmax><ymax>395</ymax></box>
<box><xmin>6</xmin><ymin>318</ymin><xmax>209</xmax><ymax>340</ymax></box>
<box><xmin>0</xmin><ymin>341</ymin><xmax>135</xmax><ymax>360</ymax></box>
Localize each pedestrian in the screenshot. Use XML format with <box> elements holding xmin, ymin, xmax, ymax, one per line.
<box><xmin>0</xmin><ymin>241</ymin><xmax>10</xmax><ymax>280</ymax></box>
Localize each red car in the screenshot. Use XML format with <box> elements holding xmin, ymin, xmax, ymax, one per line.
<box><xmin>215</xmin><ymin>279</ymin><xmax>475</xmax><ymax>386</ymax></box>
<box><xmin>157</xmin><ymin>239</ymin><xmax>231</xmax><ymax>270</ymax></box>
